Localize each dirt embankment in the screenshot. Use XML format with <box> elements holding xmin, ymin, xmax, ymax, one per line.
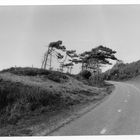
<box><xmin>0</xmin><ymin>67</ymin><xmax>114</xmax><ymax>136</ymax></box>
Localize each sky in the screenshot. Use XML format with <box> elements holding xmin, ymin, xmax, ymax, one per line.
<box><xmin>0</xmin><ymin>5</ymin><xmax>140</xmax><ymax>73</ymax></box>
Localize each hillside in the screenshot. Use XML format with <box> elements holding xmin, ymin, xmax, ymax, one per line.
<box><xmin>102</xmin><ymin>60</ymin><xmax>140</xmax><ymax>81</ymax></box>
<box><xmin>0</xmin><ymin>67</ymin><xmax>114</xmax><ymax>136</ymax></box>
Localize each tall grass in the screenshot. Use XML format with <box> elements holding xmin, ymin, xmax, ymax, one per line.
<box><xmin>0</xmin><ymin>78</ymin><xmax>65</xmax><ymax>126</ymax></box>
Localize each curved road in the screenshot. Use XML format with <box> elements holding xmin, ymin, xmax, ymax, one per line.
<box><xmin>50</xmin><ymin>81</ymin><xmax>140</xmax><ymax>135</ymax></box>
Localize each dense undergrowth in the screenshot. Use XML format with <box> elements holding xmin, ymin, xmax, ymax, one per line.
<box><xmin>75</xmin><ymin>70</ymin><xmax>105</xmax><ymax>87</ymax></box>
<box><xmin>102</xmin><ymin>60</ymin><xmax>140</xmax><ymax>81</ymax></box>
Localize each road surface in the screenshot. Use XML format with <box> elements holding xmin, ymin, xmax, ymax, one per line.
<box><xmin>49</xmin><ymin>81</ymin><xmax>140</xmax><ymax>135</ymax></box>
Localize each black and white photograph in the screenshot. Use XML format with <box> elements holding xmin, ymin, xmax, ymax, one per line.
<box><xmin>0</xmin><ymin>1</ymin><xmax>140</xmax><ymax>138</ymax></box>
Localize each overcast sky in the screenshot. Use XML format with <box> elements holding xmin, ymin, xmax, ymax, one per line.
<box><xmin>0</xmin><ymin>5</ymin><xmax>140</xmax><ymax>73</ymax></box>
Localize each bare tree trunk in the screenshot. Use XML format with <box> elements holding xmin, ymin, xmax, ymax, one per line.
<box><xmin>96</xmin><ymin>63</ymin><xmax>99</xmax><ymax>84</ymax></box>
<box><xmin>41</xmin><ymin>53</ymin><xmax>46</xmax><ymax>68</ymax></box>
<box><xmin>41</xmin><ymin>60</ymin><xmax>44</xmax><ymax>69</ymax></box>
<box><xmin>59</xmin><ymin>54</ymin><xmax>68</xmax><ymax>72</ymax></box>
<box><xmin>82</xmin><ymin>62</ymin><xmax>84</xmax><ymax>71</ymax></box>
<box><xmin>49</xmin><ymin>48</ymin><xmax>53</xmax><ymax>70</ymax></box>
<box><xmin>42</xmin><ymin>45</ymin><xmax>50</xmax><ymax>69</ymax></box>
<box><xmin>70</xmin><ymin>66</ymin><xmax>72</xmax><ymax>74</ymax></box>
<box><xmin>67</xmin><ymin>67</ymin><xmax>69</xmax><ymax>73</ymax></box>
<box><xmin>59</xmin><ymin>63</ymin><xmax>63</xmax><ymax>72</ymax></box>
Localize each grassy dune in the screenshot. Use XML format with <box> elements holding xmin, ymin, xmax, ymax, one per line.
<box><xmin>0</xmin><ymin>67</ymin><xmax>114</xmax><ymax>136</ymax></box>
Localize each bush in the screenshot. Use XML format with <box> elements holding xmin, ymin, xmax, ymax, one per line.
<box><xmin>47</xmin><ymin>72</ymin><xmax>68</xmax><ymax>83</ymax></box>
<box><xmin>89</xmin><ymin>74</ymin><xmax>105</xmax><ymax>87</ymax></box>
<box><xmin>80</xmin><ymin>70</ymin><xmax>92</xmax><ymax>79</ymax></box>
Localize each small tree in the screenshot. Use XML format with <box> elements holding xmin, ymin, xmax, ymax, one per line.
<box><xmin>41</xmin><ymin>40</ymin><xmax>66</xmax><ymax>70</ymax></box>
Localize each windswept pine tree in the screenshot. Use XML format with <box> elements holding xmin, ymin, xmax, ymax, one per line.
<box><xmin>41</xmin><ymin>40</ymin><xmax>66</xmax><ymax>70</ymax></box>
<box><xmin>73</xmin><ymin>45</ymin><xmax>118</xmax><ymax>75</ymax></box>
<box><xmin>41</xmin><ymin>41</ymin><xmax>117</xmax><ymax>77</ymax></box>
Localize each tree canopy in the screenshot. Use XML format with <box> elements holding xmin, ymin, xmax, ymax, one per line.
<box><xmin>72</xmin><ymin>45</ymin><xmax>118</xmax><ymax>73</ymax></box>
<box><xmin>42</xmin><ymin>42</ymin><xmax>118</xmax><ymax>75</ymax></box>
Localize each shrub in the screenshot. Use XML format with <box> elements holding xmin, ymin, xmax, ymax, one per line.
<box><xmin>89</xmin><ymin>74</ymin><xmax>105</xmax><ymax>87</ymax></box>
<box><xmin>47</xmin><ymin>72</ymin><xmax>68</xmax><ymax>83</ymax></box>
<box><xmin>80</xmin><ymin>70</ymin><xmax>92</xmax><ymax>79</ymax></box>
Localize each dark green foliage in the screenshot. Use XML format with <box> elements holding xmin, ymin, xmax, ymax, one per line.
<box><xmin>80</xmin><ymin>70</ymin><xmax>92</xmax><ymax>79</ymax></box>
<box><xmin>78</xmin><ymin>45</ymin><xmax>118</xmax><ymax>66</ymax></box>
<box><xmin>66</xmin><ymin>50</ymin><xmax>77</xmax><ymax>57</ymax></box>
<box><xmin>49</xmin><ymin>40</ymin><xmax>66</xmax><ymax>51</ymax></box>
<box><xmin>72</xmin><ymin>46</ymin><xmax>118</xmax><ymax>81</ymax></box>
<box><xmin>102</xmin><ymin>60</ymin><xmax>140</xmax><ymax>80</ymax></box>
<box><xmin>73</xmin><ymin>46</ymin><xmax>118</xmax><ymax>86</ymax></box>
